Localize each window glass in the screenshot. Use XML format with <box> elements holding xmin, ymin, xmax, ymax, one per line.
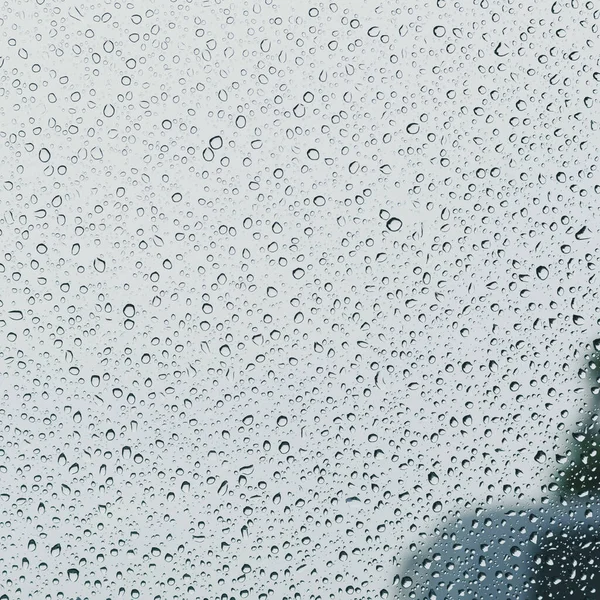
<box><xmin>0</xmin><ymin>2</ymin><xmax>598</xmax><ymax>599</ymax></box>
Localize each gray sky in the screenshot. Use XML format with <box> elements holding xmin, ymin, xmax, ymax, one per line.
<box><xmin>0</xmin><ymin>0</ymin><xmax>599</xmax><ymax>598</ymax></box>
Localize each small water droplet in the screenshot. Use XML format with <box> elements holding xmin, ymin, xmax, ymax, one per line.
<box><xmin>94</xmin><ymin>258</ymin><xmax>106</xmax><ymax>272</ymax></box>
<box><xmin>209</xmin><ymin>135</ymin><xmax>223</xmax><ymax>149</ymax></box>
<box><xmin>386</xmin><ymin>218</ymin><xmax>403</xmax><ymax>232</ymax></box>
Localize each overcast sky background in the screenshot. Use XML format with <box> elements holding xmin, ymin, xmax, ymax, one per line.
<box><xmin>1</xmin><ymin>0</ymin><xmax>599</xmax><ymax>598</ymax></box>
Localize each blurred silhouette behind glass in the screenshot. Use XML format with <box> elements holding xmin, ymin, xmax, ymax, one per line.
<box><xmin>533</xmin><ymin>532</ymin><xmax>600</xmax><ymax>599</ymax></box>
<box><xmin>533</xmin><ymin>337</ymin><xmax>600</xmax><ymax>599</ymax></box>
<box><xmin>397</xmin><ymin>338</ymin><xmax>600</xmax><ymax>600</ymax></box>
<box><xmin>556</xmin><ymin>338</ymin><xmax>600</xmax><ymax>500</ymax></box>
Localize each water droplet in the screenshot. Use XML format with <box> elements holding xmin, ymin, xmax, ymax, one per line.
<box><xmin>386</xmin><ymin>218</ymin><xmax>403</xmax><ymax>232</ymax></box>
<box><xmin>123</xmin><ymin>304</ymin><xmax>136</xmax><ymax>317</ymax></box>
<box><xmin>94</xmin><ymin>258</ymin><xmax>106</xmax><ymax>273</ymax></box>
<box><xmin>209</xmin><ymin>135</ymin><xmax>223</xmax><ymax>149</ymax></box>
<box><xmin>494</xmin><ymin>42</ymin><xmax>509</xmax><ymax>56</ymax></box>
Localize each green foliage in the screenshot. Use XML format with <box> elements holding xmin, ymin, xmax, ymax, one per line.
<box><xmin>556</xmin><ymin>341</ymin><xmax>600</xmax><ymax>498</ymax></box>
<box><xmin>558</xmin><ymin>425</ymin><xmax>600</xmax><ymax>497</ymax></box>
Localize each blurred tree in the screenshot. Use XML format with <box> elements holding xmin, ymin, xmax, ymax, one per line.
<box><xmin>557</xmin><ymin>338</ymin><xmax>600</xmax><ymax>499</ymax></box>
<box><xmin>399</xmin><ymin>339</ymin><xmax>600</xmax><ymax>600</ymax></box>
<box><xmin>398</xmin><ymin>339</ymin><xmax>600</xmax><ymax>600</ymax></box>
<box><xmin>533</xmin><ymin>529</ymin><xmax>600</xmax><ymax>599</ymax></box>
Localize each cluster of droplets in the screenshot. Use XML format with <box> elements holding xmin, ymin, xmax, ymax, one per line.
<box><xmin>1</xmin><ymin>0</ymin><xmax>600</xmax><ymax>599</ymax></box>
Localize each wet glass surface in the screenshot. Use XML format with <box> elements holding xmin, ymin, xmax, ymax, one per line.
<box><xmin>1</xmin><ymin>1</ymin><xmax>600</xmax><ymax>599</ymax></box>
